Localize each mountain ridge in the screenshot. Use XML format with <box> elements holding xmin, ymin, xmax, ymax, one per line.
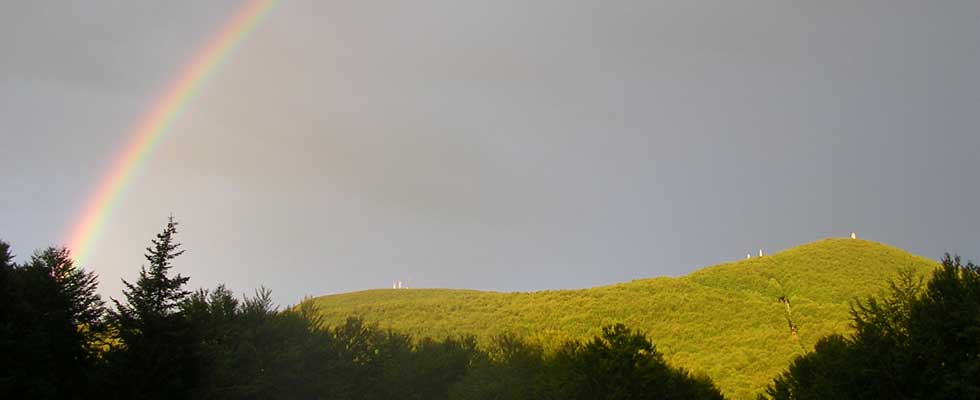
<box><xmin>309</xmin><ymin>238</ymin><xmax>937</xmax><ymax>398</ymax></box>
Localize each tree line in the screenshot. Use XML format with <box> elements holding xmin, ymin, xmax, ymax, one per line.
<box><xmin>1</xmin><ymin>218</ymin><xmax>978</xmax><ymax>399</ymax></box>
<box><xmin>765</xmin><ymin>255</ymin><xmax>980</xmax><ymax>399</ymax></box>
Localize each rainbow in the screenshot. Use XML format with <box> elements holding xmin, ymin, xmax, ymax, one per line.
<box><xmin>66</xmin><ymin>0</ymin><xmax>279</xmax><ymax>265</ymax></box>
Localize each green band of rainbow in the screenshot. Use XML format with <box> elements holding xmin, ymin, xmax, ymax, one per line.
<box><xmin>66</xmin><ymin>0</ymin><xmax>278</xmax><ymax>265</ymax></box>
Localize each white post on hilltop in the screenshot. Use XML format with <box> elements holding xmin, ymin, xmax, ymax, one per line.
<box><xmin>851</xmin><ymin>232</ymin><xmax>857</xmax><ymax>239</ymax></box>
<box><xmin>759</xmin><ymin>249</ymin><xmax>764</xmax><ymax>257</ymax></box>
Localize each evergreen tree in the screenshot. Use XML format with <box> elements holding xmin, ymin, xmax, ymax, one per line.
<box><xmin>29</xmin><ymin>247</ymin><xmax>105</xmax><ymax>335</ymax></box>
<box><xmin>0</xmin><ymin>244</ymin><xmax>104</xmax><ymax>399</ymax></box>
<box><xmin>0</xmin><ymin>239</ymin><xmax>14</xmax><ymax>356</ymax></box>
<box><xmin>0</xmin><ymin>239</ymin><xmax>12</xmax><ymax>269</ymax></box>
<box><xmin>113</xmin><ymin>216</ymin><xmax>190</xmax><ymax>325</ymax></box>
<box><xmin>0</xmin><ymin>239</ymin><xmax>23</xmax><ymax>396</ymax></box>
<box><xmin>105</xmin><ymin>217</ymin><xmax>199</xmax><ymax>400</ymax></box>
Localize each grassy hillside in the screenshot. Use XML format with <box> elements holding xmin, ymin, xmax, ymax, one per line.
<box><xmin>309</xmin><ymin>238</ymin><xmax>937</xmax><ymax>399</ymax></box>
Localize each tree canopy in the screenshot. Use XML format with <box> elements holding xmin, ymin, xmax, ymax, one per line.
<box><xmin>1</xmin><ymin>223</ymin><xmax>976</xmax><ymax>400</ymax></box>
<box><xmin>764</xmin><ymin>255</ymin><xmax>980</xmax><ymax>399</ymax></box>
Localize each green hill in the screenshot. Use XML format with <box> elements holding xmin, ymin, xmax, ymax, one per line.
<box><xmin>309</xmin><ymin>238</ymin><xmax>937</xmax><ymax>399</ymax></box>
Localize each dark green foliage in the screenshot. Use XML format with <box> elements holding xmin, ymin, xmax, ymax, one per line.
<box><xmin>909</xmin><ymin>255</ymin><xmax>980</xmax><ymax>398</ymax></box>
<box><xmin>450</xmin><ymin>326</ymin><xmax>723</xmax><ymax>400</ymax></box>
<box><xmin>449</xmin><ymin>337</ymin><xmax>557</xmax><ymax>400</ymax></box>
<box><xmin>1</xmin><ymin>226</ymin><xmax>728</xmax><ymax>399</ymax></box>
<box><xmin>180</xmin><ymin>292</ymin><xmax>485</xmax><ymax>400</ymax></box>
<box><xmin>764</xmin><ymin>255</ymin><xmax>980</xmax><ymax>400</ymax></box>
<box><xmin>113</xmin><ymin>216</ymin><xmax>190</xmax><ymax>323</ymax></box>
<box><xmin>180</xmin><ymin>290</ymin><xmax>723</xmax><ymax>400</ymax></box>
<box><xmin>450</xmin><ymin>335</ymin><xmax>550</xmax><ymax>400</ymax></box>
<box><xmin>181</xmin><ymin>289</ymin><xmax>338</xmax><ymax>399</ymax></box>
<box><xmin>316</xmin><ymin>315</ymin><xmax>482</xmax><ymax>400</ymax></box>
<box><xmin>11</xmin><ymin>226</ymin><xmax>973</xmax><ymax>400</ymax></box>
<box><xmin>0</xmin><ymin>243</ymin><xmax>105</xmax><ymax>399</ymax></box>
<box><xmin>153</xmin><ymin>281</ymin><xmax>727</xmax><ymax>400</ymax></box>
<box><xmin>401</xmin><ymin>336</ymin><xmax>480</xmax><ymax>399</ymax></box>
<box><xmin>763</xmin><ymin>334</ymin><xmax>861</xmax><ymax>399</ymax></box>
<box><xmin>102</xmin><ymin>217</ymin><xmax>201</xmax><ymax>399</ymax></box>
<box><xmin>551</xmin><ymin>324</ymin><xmax>724</xmax><ymax>400</ymax></box>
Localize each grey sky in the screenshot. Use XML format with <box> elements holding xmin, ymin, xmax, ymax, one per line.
<box><xmin>2</xmin><ymin>1</ymin><xmax>978</xmax><ymax>305</ymax></box>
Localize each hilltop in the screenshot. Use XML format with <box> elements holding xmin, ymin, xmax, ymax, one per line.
<box><xmin>309</xmin><ymin>238</ymin><xmax>937</xmax><ymax>398</ymax></box>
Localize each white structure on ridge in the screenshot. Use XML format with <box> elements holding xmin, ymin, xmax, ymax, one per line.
<box><xmin>851</xmin><ymin>232</ymin><xmax>857</xmax><ymax>239</ymax></box>
<box><xmin>392</xmin><ymin>281</ymin><xmax>404</xmax><ymax>289</ymax></box>
<box><xmin>759</xmin><ymin>249</ymin><xmax>764</xmax><ymax>257</ymax></box>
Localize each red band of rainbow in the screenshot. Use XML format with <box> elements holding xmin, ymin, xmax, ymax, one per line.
<box><xmin>66</xmin><ymin>0</ymin><xmax>278</xmax><ymax>265</ymax></box>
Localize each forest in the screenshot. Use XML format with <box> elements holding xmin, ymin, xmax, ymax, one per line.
<box><xmin>306</xmin><ymin>237</ymin><xmax>938</xmax><ymax>397</ymax></box>
<box><xmin>2</xmin><ymin>219</ymin><xmax>978</xmax><ymax>399</ymax></box>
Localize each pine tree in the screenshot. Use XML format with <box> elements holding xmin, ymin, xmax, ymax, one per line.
<box><xmin>105</xmin><ymin>217</ymin><xmax>200</xmax><ymax>399</ymax></box>
<box><xmin>0</xmin><ymin>240</ymin><xmax>12</xmax><ymax>269</ymax></box>
<box><xmin>32</xmin><ymin>247</ymin><xmax>105</xmax><ymax>332</ymax></box>
<box><xmin>113</xmin><ymin>216</ymin><xmax>190</xmax><ymax>325</ymax></box>
<box><xmin>0</xmin><ymin>244</ymin><xmax>105</xmax><ymax>398</ymax></box>
<box><xmin>0</xmin><ymin>240</ymin><xmax>20</xmax><ymax>396</ymax></box>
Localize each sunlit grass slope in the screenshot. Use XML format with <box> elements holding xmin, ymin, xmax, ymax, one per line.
<box><xmin>310</xmin><ymin>238</ymin><xmax>937</xmax><ymax>399</ymax></box>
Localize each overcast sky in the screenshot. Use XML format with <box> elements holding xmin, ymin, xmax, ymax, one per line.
<box><xmin>2</xmin><ymin>0</ymin><xmax>978</xmax><ymax>305</ymax></box>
